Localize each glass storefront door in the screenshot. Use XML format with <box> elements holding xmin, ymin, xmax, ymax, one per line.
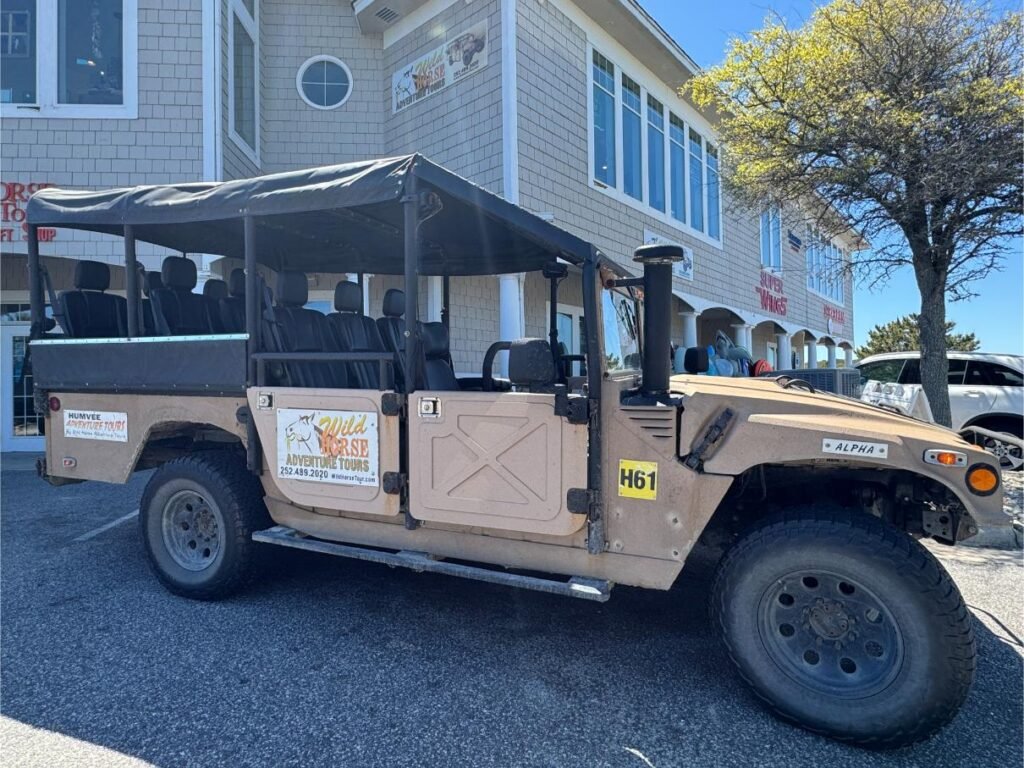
<box><xmin>1</xmin><ymin>323</ymin><xmax>45</xmax><ymax>452</ymax></box>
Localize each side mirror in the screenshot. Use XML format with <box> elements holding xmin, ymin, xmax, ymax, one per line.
<box><xmin>684</xmin><ymin>347</ymin><xmax>709</xmax><ymax>374</ymax></box>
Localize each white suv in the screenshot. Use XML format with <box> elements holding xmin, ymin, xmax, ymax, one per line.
<box><xmin>857</xmin><ymin>351</ymin><xmax>1023</xmax><ymax>470</ymax></box>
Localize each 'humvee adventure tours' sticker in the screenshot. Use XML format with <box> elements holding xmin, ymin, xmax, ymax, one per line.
<box><xmin>277</xmin><ymin>408</ymin><xmax>379</xmax><ymax>487</ymax></box>
<box><xmin>822</xmin><ymin>438</ymin><xmax>889</xmax><ymax>459</ymax></box>
<box><xmin>63</xmin><ymin>410</ymin><xmax>128</xmax><ymax>442</ymax></box>
<box><xmin>618</xmin><ymin>459</ymin><xmax>658</xmax><ymax>500</ymax></box>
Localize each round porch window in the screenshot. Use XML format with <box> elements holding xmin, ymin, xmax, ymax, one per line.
<box><xmin>296</xmin><ymin>56</ymin><xmax>352</xmax><ymax>110</ymax></box>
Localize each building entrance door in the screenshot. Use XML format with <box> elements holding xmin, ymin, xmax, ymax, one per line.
<box><xmin>1</xmin><ymin>323</ymin><xmax>45</xmax><ymax>452</ymax></box>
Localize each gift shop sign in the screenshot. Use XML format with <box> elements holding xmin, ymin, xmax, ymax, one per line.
<box><xmin>391</xmin><ymin>21</ymin><xmax>489</xmax><ymax>113</ymax></box>
<box><xmin>2</xmin><ymin>181</ymin><xmax>57</xmax><ymax>243</ymax></box>
<box><xmin>755</xmin><ymin>270</ymin><xmax>788</xmax><ymax>316</ymax></box>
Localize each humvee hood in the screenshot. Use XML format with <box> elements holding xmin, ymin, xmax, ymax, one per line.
<box><xmin>670</xmin><ymin>374</ymin><xmax>971</xmax><ymax>447</ymax></box>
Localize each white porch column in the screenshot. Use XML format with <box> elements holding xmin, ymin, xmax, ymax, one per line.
<box><xmin>776</xmin><ymin>333</ymin><xmax>792</xmax><ymax>371</ymax></box>
<box><xmin>731</xmin><ymin>323</ymin><xmax>753</xmax><ymax>350</ymax></box>
<box><xmin>844</xmin><ymin>347</ymin><xmax>854</xmax><ymax>368</ymax></box>
<box><xmin>426</xmin><ymin>276</ymin><xmax>443</xmax><ymax>322</ymax></box>
<box><xmin>826</xmin><ymin>344</ymin><xmax>837</xmax><ymax>369</ymax></box>
<box><xmin>681</xmin><ymin>312</ymin><xmax>699</xmax><ymax>349</ymax></box>
<box><xmin>498</xmin><ymin>273</ymin><xmax>524</xmax><ymax>375</ymax></box>
<box><xmin>806</xmin><ymin>340</ymin><xmax>818</xmax><ymax>369</ymax></box>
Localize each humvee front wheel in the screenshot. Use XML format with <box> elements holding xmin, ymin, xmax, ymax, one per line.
<box><xmin>140</xmin><ymin>451</ymin><xmax>270</xmax><ymax>600</ymax></box>
<box><xmin>711</xmin><ymin>507</ymin><xmax>975</xmax><ymax>748</ymax></box>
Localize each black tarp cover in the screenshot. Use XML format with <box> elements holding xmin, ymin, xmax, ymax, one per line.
<box><xmin>26</xmin><ymin>154</ymin><xmax>598</xmax><ymax>276</ymax></box>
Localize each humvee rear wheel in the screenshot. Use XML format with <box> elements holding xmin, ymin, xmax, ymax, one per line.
<box><xmin>140</xmin><ymin>451</ymin><xmax>270</xmax><ymax>600</ymax></box>
<box><xmin>711</xmin><ymin>507</ymin><xmax>975</xmax><ymax>748</ymax></box>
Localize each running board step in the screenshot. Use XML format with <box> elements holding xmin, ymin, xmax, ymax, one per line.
<box><xmin>252</xmin><ymin>525</ymin><xmax>612</xmax><ymax>602</ymax></box>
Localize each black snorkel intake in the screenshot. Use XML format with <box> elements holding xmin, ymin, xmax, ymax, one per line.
<box><xmin>621</xmin><ymin>243</ymin><xmax>685</xmax><ymax>406</ymax></box>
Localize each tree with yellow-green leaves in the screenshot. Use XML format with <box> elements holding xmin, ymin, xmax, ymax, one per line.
<box><xmin>689</xmin><ymin>0</ymin><xmax>1022</xmax><ymax>427</ymax></box>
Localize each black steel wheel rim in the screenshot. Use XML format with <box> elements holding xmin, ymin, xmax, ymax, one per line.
<box><xmin>758</xmin><ymin>569</ymin><xmax>905</xmax><ymax>699</ymax></box>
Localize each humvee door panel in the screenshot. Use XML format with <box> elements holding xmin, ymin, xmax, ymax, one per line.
<box><xmin>408</xmin><ymin>391</ymin><xmax>587</xmax><ymax>536</ymax></box>
<box><xmin>249</xmin><ymin>388</ymin><xmax>400</xmax><ymax>517</ymax></box>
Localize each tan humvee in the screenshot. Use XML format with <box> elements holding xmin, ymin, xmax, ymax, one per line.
<box><xmin>26</xmin><ymin>157</ymin><xmax>1006</xmax><ymax>748</ymax></box>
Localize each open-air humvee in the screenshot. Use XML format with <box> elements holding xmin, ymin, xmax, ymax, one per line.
<box><xmin>25</xmin><ymin>155</ymin><xmax>1005</xmax><ymax>748</ymax></box>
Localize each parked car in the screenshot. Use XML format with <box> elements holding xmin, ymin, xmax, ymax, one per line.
<box><xmin>857</xmin><ymin>351</ymin><xmax>1023</xmax><ymax>470</ymax></box>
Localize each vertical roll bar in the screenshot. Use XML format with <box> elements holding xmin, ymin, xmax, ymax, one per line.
<box><xmin>441</xmin><ymin>275</ymin><xmax>450</xmax><ymax>330</ymax></box>
<box><xmin>402</xmin><ymin>174</ymin><xmax>419</xmax><ymax>395</ymax></box>
<box><xmin>27</xmin><ymin>225</ymin><xmax>45</xmax><ymax>339</ymax></box>
<box><xmin>123</xmin><ymin>225</ymin><xmax>140</xmax><ymax>338</ymax></box>
<box><xmin>244</xmin><ymin>215</ymin><xmax>258</xmax><ymax>385</ymax></box>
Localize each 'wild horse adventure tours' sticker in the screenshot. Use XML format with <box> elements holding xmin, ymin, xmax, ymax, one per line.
<box><xmin>63</xmin><ymin>410</ymin><xmax>128</xmax><ymax>442</ymax></box>
<box><xmin>276</xmin><ymin>409</ymin><xmax>379</xmax><ymax>487</ymax></box>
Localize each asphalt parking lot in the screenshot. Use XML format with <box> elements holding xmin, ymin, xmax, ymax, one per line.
<box><xmin>2</xmin><ymin>456</ymin><xmax>1021</xmax><ymax>768</ymax></box>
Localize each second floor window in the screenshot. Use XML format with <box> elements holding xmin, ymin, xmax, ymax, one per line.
<box><xmin>0</xmin><ymin>0</ymin><xmax>137</xmax><ymax>118</ymax></box>
<box><xmin>760</xmin><ymin>208</ymin><xmax>782</xmax><ymax>270</ymax></box>
<box><xmin>229</xmin><ymin>0</ymin><xmax>259</xmax><ymax>162</ymax></box>
<box><xmin>806</xmin><ymin>227</ymin><xmax>846</xmax><ymax>303</ymax></box>
<box><xmin>588</xmin><ymin>46</ymin><xmax>722</xmax><ymax>243</ymax></box>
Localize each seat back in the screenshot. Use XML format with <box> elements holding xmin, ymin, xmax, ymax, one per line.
<box><xmin>508</xmin><ymin>338</ymin><xmax>557</xmax><ymax>393</ymax></box>
<box><xmin>327</xmin><ymin>281</ymin><xmax>388</xmax><ymax>389</ymax></box>
<box><xmin>153</xmin><ymin>256</ymin><xmax>213</xmax><ymax>335</ymax></box>
<box><xmin>220</xmin><ymin>268</ymin><xmax>247</xmax><ymax>333</ymax></box>
<box><xmin>57</xmin><ymin>260</ymin><xmax>127</xmax><ymax>338</ymax></box>
<box><xmin>141</xmin><ymin>270</ymin><xmax>167</xmax><ymax>335</ymax></box>
<box><xmin>421</xmin><ymin>322</ymin><xmax>460</xmax><ymax>391</ymax></box>
<box><xmin>263</xmin><ymin>270</ymin><xmax>346</xmax><ymax>389</ymax></box>
<box><xmin>202</xmin><ymin>279</ymin><xmax>228</xmax><ymax>334</ymax></box>
<box><xmin>376</xmin><ymin>288</ymin><xmax>407</xmax><ymax>387</ymax></box>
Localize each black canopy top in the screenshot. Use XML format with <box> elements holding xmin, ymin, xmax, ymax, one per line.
<box><xmin>26</xmin><ymin>154</ymin><xmax>600</xmax><ymax>276</ymax></box>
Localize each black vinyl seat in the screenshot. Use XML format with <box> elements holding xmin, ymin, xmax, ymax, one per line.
<box><xmin>376</xmin><ymin>288</ymin><xmax>408</xmax><ymax>387</ymax></box>
<box><xmin>153</xmin><ymin>256</ymin><xmax>213</xmax><ymax>335</ymax></box>
<box><xmin>508</xmin><ymin>338</ymin><xmax>557</xmax><ymax>393</ymax></box>
<box><xmin>327</xmin><ymin>281</ymin><xmax>389</xmax><ymax>389</ymax></box>
<box><xmin>141</xmin><ymin>270</ymin><xmax>166</xmax><ymax>335</ymax></box>
<box><xmin>220</xmin><ymin>268</ymin><xmax>247</xmax><ymax>333</ymax></box>
<box><xmin>263</xmin><ymin>270</ymin><xmax>346</xmax><ymax>389</ymax></box>
<box><xmin>202</xmin><ymin>279</ymin><xmax>228</xmax><ymax>334</ymax></box>
<box><xmin>421</xmin><ymin>322</ymin><xmax>460</xmax><ymax>391</ymax></box>
<box><xmin>57</xmin><ymin>260</ymin><xmax>128</xmax><ymax>338</ymax></box>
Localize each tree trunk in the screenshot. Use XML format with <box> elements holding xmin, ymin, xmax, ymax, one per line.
<box><xmin>914</xmin><ymin>267</ymin><xmax>953</xmax><ymax>427</ymax></box>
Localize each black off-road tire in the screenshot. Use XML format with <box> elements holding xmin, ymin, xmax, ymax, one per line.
<box><xmin>711</xmin><ymin>507</ymin><xmax>975</xmax><ymax>748</ymax></box>
<box><xmin>140</xmin><ymin>450</ymin><xmax>271</xmax><ymax>600</ymax></box>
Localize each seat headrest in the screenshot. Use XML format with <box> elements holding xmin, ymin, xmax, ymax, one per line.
<box><xmin>276</xmin><ymin>271</ymin><xmax>308</xmax><ymax>308</ymax></box>
<box><xmin>421</xmin><ymin>322</ymin><xmax>450</xmax><ymax>358</ymax></box>
<box><xmin>508</xmin><ymin>339</ymin><xmax>555</xmax><ymax>389</ymax></box>
<box><xmin>162</xmin><ymin>256</ymin><xmax>197</xmax><ymax>290</ymax></box>
<box><xmin>143</xmin><ymin>270</ymin><xmax>163</xmax><ymax>297</ymax></box>
<box><xmin>684</xmin><ymin>346</ymin><xmax>709</xmax><ymax>374</ymax></box>
<box><xmin>73</xmin><ymin>260</ymin><xmax>110</xmax><ymax>292</ymax></box>
<box><xmin>334</xmin><ymin>281</ymin><xmax>362</xmax><ymax>313</ymax></box>
<box><xmin>203</xmin><ymin>279</ymin><xmax>228</xmax><ymax>300</ymax></box>
<box><xmin>382</xmin><ymin>288</ymin><xmax>404</xmax><ymax>318</ymax></box>
<box><xmin>228</xmin><ymin>268</ymin><xmax>246</xmax><ymax>298</ymax></box>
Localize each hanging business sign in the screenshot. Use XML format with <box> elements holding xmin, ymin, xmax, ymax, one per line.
<box><xmin>391</xmin><ymin>21</ymin><xmax>489</xmax><ymax>113</ymax></box>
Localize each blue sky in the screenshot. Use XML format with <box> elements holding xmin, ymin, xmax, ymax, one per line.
<box><xmin>641</xmin><ymin>0</ymin><xmax>1024</xmax><ymax>354</ymax></box>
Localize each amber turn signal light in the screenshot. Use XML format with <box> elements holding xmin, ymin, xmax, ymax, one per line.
<box><xmin>965</xmin><ymin>464</ymin><xmax>999</xmax><ymax>496</ymax></box>
<box><xmin>924</xmin><ymin>449</ymin><xmax>967</xmax><ymax>467</ymax></box>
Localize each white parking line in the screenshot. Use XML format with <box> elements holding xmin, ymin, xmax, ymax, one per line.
<box><xmin>74</xmin><ymin>509</ymin><xmax>139</xmax><ymax>542</ymax></box>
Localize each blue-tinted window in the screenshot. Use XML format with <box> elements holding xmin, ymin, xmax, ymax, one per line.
<box><xmin>592</xmin><ymin>51</ymin><xmax>616</xmax><ymax>187</ymax></box>
<box><xmin>669</xmin><ymin>114</ymin><xmax>686</xmax><ymax>223</ymax></box>
<box><xmin>706</xmin><ymin>143</ymin><xmax>719</xmax><ymax>239</ymax></box>
<box><xmin>647</xmin><ymin>95</ymin><xmax>665</xmax><ymax>212</ymax></box>
<box><xmin>622</xmin><ymin>74</ymin><xmax>642</xmax><ymax>201</ymax></box>
<box><xmin>688</xmin><ymin>128</ymin><xmax>704</xmax><ymax>231</ymax></box>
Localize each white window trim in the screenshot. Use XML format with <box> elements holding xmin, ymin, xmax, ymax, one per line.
<box><xmin>586</xmin><ymin>41</ymin><xmax>723</xmax><ymax>250</ymax></box>
<box><xmin>805</xmin><ymin>228</ymin><xmax>847</xmax><ymax>304</ymax></box>
<box><xmin>227</xmin><ymin>0</ymin><xmax>260</xmax><ymax>166</ymax></box>
<box><xmin>295</xmin><ymin>54</ymin><xmax>353</xmax><ymax>110</ymax></box>
<box><xmin>0</xmin><ymin>0</ymin><xmax>138</xmax><ymax>120</ymax></box>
